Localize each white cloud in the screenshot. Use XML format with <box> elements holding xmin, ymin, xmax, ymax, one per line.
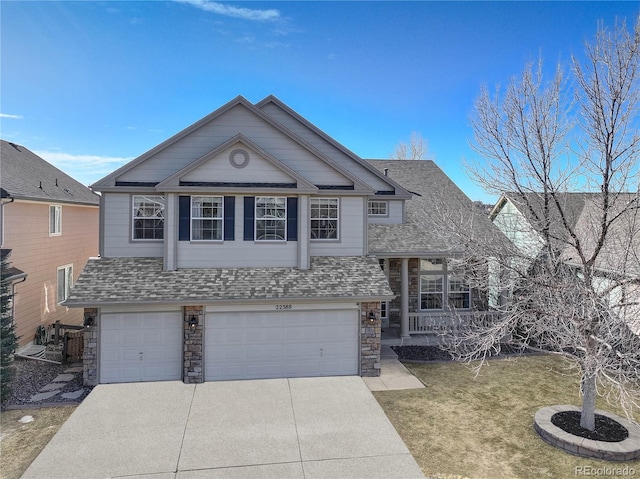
<box><xmin>34</xmin><ymin>151</ymin><xmax>133</xmax><ymax>187</ymax></box>
<box><xmin>236</xmin><ymin>35</ymin><xmax>255</xmax><ymax>44</ymax></box>
<box><xmin>0</xmin><ymin>113</ymin><xmax>23</xmax><ymax>119</ymax></box>
<box><xmin>175</xmin><ymin>0</ymin><xmax>280</xmax><ymax>21</ymax></box>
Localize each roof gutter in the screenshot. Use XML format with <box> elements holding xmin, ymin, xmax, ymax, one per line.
<box><xmin>6</xmin><ymin>272</ymin><xmax>27</xmax><ymax>283</ymax></box>
<box><xmin>63</xmin><ymin>293</ymin><xmax>396</xmax><ymax>309</ymax></box>
<box><xmin>369</xmin><ymin>250</ymin><xmax>465</xmax><ymax>259</ymax></box>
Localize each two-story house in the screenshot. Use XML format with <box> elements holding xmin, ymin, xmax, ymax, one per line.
<box><xmin>0</xmin><ymin>140</ymin><xmax>100</xmax><ymax>350</ymax></box>
<box><xmin>67</xmin><ymin>96</ymin><xmax>405</xmax><ymax>385</ymax></box>
<box><xmin>67</xmin><ymin>95</ymin><xmax>501</xmax><ymax>385</ymax></box>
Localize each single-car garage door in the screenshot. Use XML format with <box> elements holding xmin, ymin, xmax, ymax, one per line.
<box><xmin>205</xmin><ymin>309</ymin><xmax>358</xmax><ymax>381</ymax></box>
<box><xmin>100</xmin><ymin>312</ymin><xmax>182</xmax><ymax>384</ymax></box>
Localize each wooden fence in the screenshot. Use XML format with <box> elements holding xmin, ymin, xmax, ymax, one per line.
<box><xmin>64</xmin><ymin>330</ymin><xmax>84</xmax><ymax>361</ymax></box>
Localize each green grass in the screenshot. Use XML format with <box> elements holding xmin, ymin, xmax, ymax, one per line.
<box><xmin>374</xmin><ymin>355</ymin><xmax>640</xmax><ymax>479</ymax></box>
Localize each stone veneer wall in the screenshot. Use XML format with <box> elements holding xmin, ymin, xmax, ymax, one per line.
<box><xmin>387</xmin><ymin>258</ymin><xmax>420</xmax><ymax>327</ymax></box>
<box><xmin>183</xmin><ymin>306</ymin><xmax>204</xmax><ymax>383</ymax></box>
<box><xmin>83</xmin><ymin>308</ymin><xmax>98</xmax><ymax>386</ymax></box>
<box><xmin>360</xmin><ymin>301</ymin><xmax>381</xmax><ymax>377</ymax></box>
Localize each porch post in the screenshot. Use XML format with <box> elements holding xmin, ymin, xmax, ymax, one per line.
<box><xmin>400</xmin><ymin>258</ymin><xmax>410</xmax><ymax>338</ymax></box>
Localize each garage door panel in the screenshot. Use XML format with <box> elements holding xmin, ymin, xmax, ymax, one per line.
<box><xmin>123</xmin><ymin>332</ymin><xmax>144</xmax><ymax>346</ymax></box>
<box><xmin>100</xmin><ymin>312</ymin><xmax>182</xmax><ymax>384</ymax></box>
<box><xmin>205</xmin><ymin>309</ymin><xmax>358</xmax><ymax>381</ymax></box>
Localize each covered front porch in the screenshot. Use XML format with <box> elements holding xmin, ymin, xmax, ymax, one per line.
<box><xmin>378</xmin><ymin>257</ymin><xmax>495</xmax><ymax>344</ymax></box>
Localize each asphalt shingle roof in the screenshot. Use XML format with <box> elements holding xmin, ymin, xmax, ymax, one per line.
<box><xmin>366</xmin><ymin>160</ymin><xmax>505</xmax><ymax>255</ymax></box>
<box><xmin>498</xmin><ymin>192</ymin><xmax>588</xmax><ymax>248</ymax></box>
<box><xmin>66</xmin><ymin>256</ymin><xmax>394</xmax><ymax>306</ymax></box>
<box><xmin>499</xmin><ymin>192</ymin><xmax>640</xmax><ymax>276</ymax></box>
<box><xmin>0</xmin><ymin>140</ymin><xmax>99</xmax><ymax>205</ymax></box>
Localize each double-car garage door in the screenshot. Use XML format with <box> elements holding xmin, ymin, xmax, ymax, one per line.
<box><xmin>99</xmin><ymin>309</ymin><xmax>359</xmax><ymax>384</ymax></box>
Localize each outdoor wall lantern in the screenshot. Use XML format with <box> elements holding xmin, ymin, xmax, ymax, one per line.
<box><xmin>189</xmin><ymin>315</ymin><xmax>198</xmax><ymax>331</ymax></box>
<box><xmin>368</xmin><ymin>311</ymin><xmax>376</xmax><ymax>323</ymax></box>
<box><xmin>83</xmin><ymin>315</ymin><xmax>94</xmax><ymax>328</ymax></box>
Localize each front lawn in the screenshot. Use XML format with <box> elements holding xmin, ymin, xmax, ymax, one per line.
<box><xmin>0</xmin><ymin>406</ymin><xmax>76</xmax><ymax>479</ymax></box>
<box><xmin>374</xmin><ymin>355</ymin><xmax>640</xmax><ymax>479</ymax></box>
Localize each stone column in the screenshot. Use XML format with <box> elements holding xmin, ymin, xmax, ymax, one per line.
<box><xmin>183</xmin><ymin>306</ymin><xmax>204</xmax><ymax>383</ymax></box>
<box><xmin>82</xmin><ymin>308</ymin><xmax>98</xmax><ymax>386</ymax></box>
<box><xmin>401</xmin><ymin>258</ymin><xmax>410</xmax><ymax>338</ymax></box>
<box><xmin>360</xmin><ymin>302</ymin><xmax>381</xmax><ymax>376</ymax></box>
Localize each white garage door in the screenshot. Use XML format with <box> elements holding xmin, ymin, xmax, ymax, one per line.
<box><xmin>100</xmin><ymin>312</ymin><xmax>183</xmax><ymax>384</ymax></box>
<box><xmin>205</xmin><ymin>309</ymin><xmax>358</xmax><ymax>381</ymax></box>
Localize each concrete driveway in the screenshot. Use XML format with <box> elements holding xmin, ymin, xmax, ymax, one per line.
<box><xmin>22</xmin><ymin>376</ymin><xmax>424</xmax><ymax>479</ymax></box>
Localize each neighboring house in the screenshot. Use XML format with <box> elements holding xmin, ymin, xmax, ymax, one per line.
<box><xmin>0</xmin><ymin>140</ymin><xmax>100</xmax><ymax>349</ymax></box>
<box><xmin>491</xmin><ymin>192</ymin><xmax>640</xmax><ymax>329</ymax></box>
<box><xmin>66</xmin><ymin>95</ymin><xmax>500</xmax><ymax>386</ymax></box>
<box><xmin>491</xmin><ymin>192</ymin><xmax>640</xmax><ymax>272</ymax></box>
<box><xmin>367</xmin><ymin>160</ymin><xmax>502</xmax><ymax>336</ymax></box>
<box><xmin>490</xmin><ymin>192</ymin><xmax>587</xmax><ymax>261</ymax></box>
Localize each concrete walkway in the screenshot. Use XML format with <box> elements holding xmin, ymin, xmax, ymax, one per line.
<box><xmin>363</xmin><ymin>345</ymin><xmax>426</xmax><ymax>392</ymax></box>
<box><xmin>22</xmin><ymin>377</ymin><xmax>425</xmax><ymax>479</ymax></box>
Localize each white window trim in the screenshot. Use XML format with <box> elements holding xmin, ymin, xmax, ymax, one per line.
<box><xmin>310</xmin><ymin>197</ymin><xmax>339</xmax><ymax>241</ymax></box>
<box><xmin>368</xmin><ymin>200</ymin><xmax>388</xmax><ymax>217</ymax></box>
<box><xmin>255</xmin><ymin>196</ymin><xmax>287</xmax><ymax>242</ymax></box>
<box><xmin>191</xmin><ymin>196</ymin><xmax>224</xmax><ymax>242</ymax></box>
<box><xmin>49</xmin><ymin>204</ymin><xmax>62</xmax><ymax>236</ymax></box>
<box><xmin>132</xmin><ymin>195</ymin><xmax>165</xmax><ymax>241</ymax></box>
<box><xmin>57</xmin><ymin>264</ymin><xmax>73</xmax><ymax>304</ymax></box>
<box><xmin>379</xmin><ymin>258</ymin><xmax>389</xmax><ymax>318</ymax></box>
<box><xmin>419</xmin><ymin>259</ymin><xmax>471</xmax><ymax>311</ymax></box>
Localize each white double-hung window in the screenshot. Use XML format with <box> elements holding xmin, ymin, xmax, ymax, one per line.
<box><xmin>132</xmin><ymin>195</ymin><xmax>164</xmax><ymax>240</ymax></box>
<box><xmin>57</xmin><ymin>264</ymin><xmax>73</xmax><ymax>303</ymax></box>
<box><xmin>191</xmin><ymin>196</ymin><xmax>223</xmax><ymax>241</ymax></box>
<box><xmin>419</xmin><ymin>258</ymin><xmax>471</xmax><ymax>310</ymax></box>
<box><xmin>310</xmin><ymin>198</ymin><xmax>338</xmax><ymax>239</ymax></box>
<box><xmin>49</xmin><ymin>205</ymin><xmax>62</xmax><ymax>236</ymax></box>
<box><xmin>255</xmin><ymin>197</ymin><xmax>286</xmax><ymax>241</ymax></box>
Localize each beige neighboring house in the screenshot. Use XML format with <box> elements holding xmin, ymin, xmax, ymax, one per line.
<box><xmin>0</xmin><ymin>140</ymin><xmax>100</xmax><ymax>349</ymax></box>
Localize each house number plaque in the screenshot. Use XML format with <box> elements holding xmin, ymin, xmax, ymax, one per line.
<box><xmin>275</xmin><ymin>304</ymin><xmax>293</xmax><ymax>310</ymax></box>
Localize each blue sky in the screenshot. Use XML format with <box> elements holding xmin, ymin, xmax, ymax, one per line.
<box><xmin>2</xmin><ymin>1</ymin><xmax>639</xmax><ymax>202</ymax></box>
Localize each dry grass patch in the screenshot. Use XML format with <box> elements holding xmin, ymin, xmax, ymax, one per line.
<box><xmin>0</xmin><ymin>406</ymin><xmax>76</xmax><ymax>479</ymax></box>
<box><xmin>374</xmin><ymin>355</ymin><xmax>640</xmax><ymax>479</ymax></box>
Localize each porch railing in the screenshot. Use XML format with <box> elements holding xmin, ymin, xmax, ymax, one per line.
<box><xmin>408</xmin><ymin>311</ymin><xmax>501</xmax><ymax>335</ymax></box>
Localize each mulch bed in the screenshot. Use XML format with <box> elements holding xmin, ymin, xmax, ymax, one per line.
<box><xmin>391</xmin><ymin>344</ymin><xmax>532</xmax><ymax>362</ymax></box>
<box><xmin>1</xmin><ymin>357</ymin><xmax>93</xmax><ymax>410</ymax></box>
<box><xmin>392</xmin><ymin>345</ymin><xmax>454</xmax><ymax>361</ymax></box>
<box><xmin>551</xmin><ymin>410</ymin><xmax>629</xmax><ymax>442</ymax></box>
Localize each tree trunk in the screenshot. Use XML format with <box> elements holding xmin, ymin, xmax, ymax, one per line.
<box><xmin>581</xmin><ymin>371</ymin><xmax>596</xmax><ymax>431</ymax></box>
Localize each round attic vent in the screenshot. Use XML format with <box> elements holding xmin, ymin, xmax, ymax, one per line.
<box><xmin>229</xmin><ymin>149</ymin><xmax>250</xmax><ymax>169</ymax></box>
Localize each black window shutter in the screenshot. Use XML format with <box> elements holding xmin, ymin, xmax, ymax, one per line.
<box><xmin>224</xmin><ymin>196</ymin><xmax>235</xmax><ymax>241</ymax></box>
<box><xmin>243</xmin><ymin>197</ymin><xmax>255</xmax><ymax>241</ymax></box>
<box><xmin>287</xmin><ymin>197</ymin><xmax>298</xmax><ymax>241</ymax></box>
<box><xmin>179</xmin><ymin>196</ymin><xmax>190</xmax><ymax>241</ymax></box>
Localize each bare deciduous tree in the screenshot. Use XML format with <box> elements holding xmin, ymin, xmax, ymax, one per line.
<box><xmin>432</xmin><ymin>17</ymin><xmax>640</xmax><ymax>431</ymax></box>
<box><xmin>391</xmin><ymin>132</ymin><xmax>433</xmax><ymax>161</ymax></box>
